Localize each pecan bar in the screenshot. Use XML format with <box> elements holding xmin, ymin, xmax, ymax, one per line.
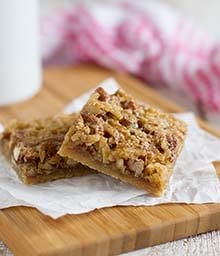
<box><xmin>59</xmin><ymin>88</ymin><xmax>187</xmax><ymax>196</ymax></box>
<box><xmin>0</xmin><ymin>115</ymin><xmax>94</xmax><ymax>184</ymax></box>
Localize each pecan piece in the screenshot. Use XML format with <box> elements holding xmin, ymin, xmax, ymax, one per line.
<box><xmin>96</xmin><ymin>87</ymin><xmax>109</xmax><ymax>101</ymax></box>
<box><xmin>123</xmin><ymin>100</ymin><xmax>137</xmax><ymax>111</ymax></box>
<box><xmin>81</xmin><ymin>112</ymin><xmax>98</xmax><ymax>125</ymax></box>
<box><xmin>120</xmin><ymin>116</ymin><xmax>132</xmax><ymax>126</ymax></box>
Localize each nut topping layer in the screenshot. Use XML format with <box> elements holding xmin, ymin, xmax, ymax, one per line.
<box><xmin>59</xmin><ymin>88</ymin><xmax>187</xmax><ymax>194</ymax></box>
<box><xmin>0</xmin><ymin>115</ymin><xmax>93</xmax><ymax>184</ymax></box>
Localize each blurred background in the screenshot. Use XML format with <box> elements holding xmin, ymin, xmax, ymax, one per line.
<box><xmin>40</xmin><ymin>0</ymin><xmax>220</xmax><ymax>127</ymax></box>
<box><xmin>1</xmin><ymin>0</ymin><xmax>220</xmax><ymax>128</ymax></box>
<box><xmin>40</xmin><ymin>0</ymin><xmax>220</xmax><ymax>39</ymax></box>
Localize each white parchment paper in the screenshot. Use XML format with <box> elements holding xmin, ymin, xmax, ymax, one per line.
<box><xmin>0</xmin><ymin>78</ymin><xmax>219</xmax><ymax>218</ymax></box>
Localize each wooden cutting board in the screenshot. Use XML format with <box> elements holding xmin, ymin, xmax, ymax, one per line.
<box><xmin>0</xmin><ymin>64</ymin><xmax>219</xmax><ymax>256</ymax></box>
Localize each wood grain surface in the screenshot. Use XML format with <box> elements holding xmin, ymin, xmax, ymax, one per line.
<box><xmin>0</xmin><ymin>64</ymin><xmax>219</xmax><ymax>256</ymax></box>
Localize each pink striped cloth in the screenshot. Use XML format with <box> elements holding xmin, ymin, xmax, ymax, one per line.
<box><xmin>41</xmin><ymin>0</ymin><xmax>220</xmax><ymax>112</ymax></box>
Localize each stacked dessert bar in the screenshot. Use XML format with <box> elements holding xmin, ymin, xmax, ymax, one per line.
<box><xmin>0</xmin><ymin>87</ymin><xmax>186</xmax><ymax>196</ymax></box>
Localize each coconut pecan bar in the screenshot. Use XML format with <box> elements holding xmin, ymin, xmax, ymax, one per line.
<box><xmin>59</xmin><ymin>88</ymin><xmax>187</xmax><ymax>196</ymax></box>
<box><xmin>0</xmin><ymin>115</ymin><xmax>94</xmax><ymax>184</ymax></box>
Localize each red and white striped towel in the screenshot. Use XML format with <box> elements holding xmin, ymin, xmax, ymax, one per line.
<box><xmin>41</xmin><ymin>0</ymin><xmax>220</xmax><ymax>112</ymax></box>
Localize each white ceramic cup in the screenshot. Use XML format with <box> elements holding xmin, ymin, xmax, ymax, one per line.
<box><xmin>0</xmin><ymin>0</ymin><xmax>42</xmax><ymax>106</ymax></box>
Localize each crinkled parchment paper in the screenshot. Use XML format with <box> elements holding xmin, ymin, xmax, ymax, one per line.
<box><xmin>0</xmin><ymin>78</ymin><xmax>219</xmax><ymax>218</ymax></box>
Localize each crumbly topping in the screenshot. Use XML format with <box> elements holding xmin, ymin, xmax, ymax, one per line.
<box><xmin>69</xmin><ymin>88</ymin><xmax>187</xmax><ymax>185</ymax></box>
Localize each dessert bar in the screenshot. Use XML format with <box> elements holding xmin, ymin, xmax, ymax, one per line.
<box><xmin>0</xmin><ymin>115</ymin><xmax>94</xmax><ymax>184</ymax></box>
<box><xmin>59</xmin><ymin>88</ymin><xmax>187</xmax><ymax>196</ymax></box>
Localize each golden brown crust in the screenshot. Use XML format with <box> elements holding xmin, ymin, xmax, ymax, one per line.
<box><xmin>0</xmin><ymin>115</ymin><xmax>94</xmax><ymax>184</ymax></box>
<box><xmin>59</xmin><ymin>88</ymin><xmax>187</xmax><ymax>196</ymax></box>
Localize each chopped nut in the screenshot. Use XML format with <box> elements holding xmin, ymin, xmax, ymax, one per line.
<box><xmin>123</xmin><ymin>100</ymin><xmax>137</xmax><ymax>111</ymax></box>
<box><xmin>96</xmin><ymin>87</ymin><xmax>109</xmax><ymax>101</ymax></box>
<box><xmin>13</xmin><ymin>146</ymin><xmax>21</xmax><ymax>161</ymax></box>
<box><xmin>120</xmin><ymin>116</ymin><xmax>132</xmax><ymax>126</ymax></box>
<box><xmin>116</xmin><ymin>158</ymin><xmax>124</xmax><ymax>170</ymax></box>
<box><xmin>127</xmin><ymin>159</ymin><xmax>144</xmax><ymax>176</ymax></box>
<box><xmin>100</xmin><ymin>139</ymin><xmax>114</xmax><ymax>163</ymax></box>
<box><xmin>81</xmin><ymin>112</ymin><xmax>98</xmax><ymax>125</ymax></box>
<box><xmin>127</xmin><ymin>100</ymin><xmax>137</xmax><ymax>111</ymax></box>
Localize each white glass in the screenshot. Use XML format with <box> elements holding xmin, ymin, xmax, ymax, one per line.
<box><xmin>0</xmin><ymin>0</ymin><xmax>42</xmax><ymax>106</ymax></box>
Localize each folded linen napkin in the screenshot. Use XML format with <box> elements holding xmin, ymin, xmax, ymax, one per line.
<box><xmin>41</xmin><ymin>0</ymin><xmax>220</xmax><ymax>112</ymax></box>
